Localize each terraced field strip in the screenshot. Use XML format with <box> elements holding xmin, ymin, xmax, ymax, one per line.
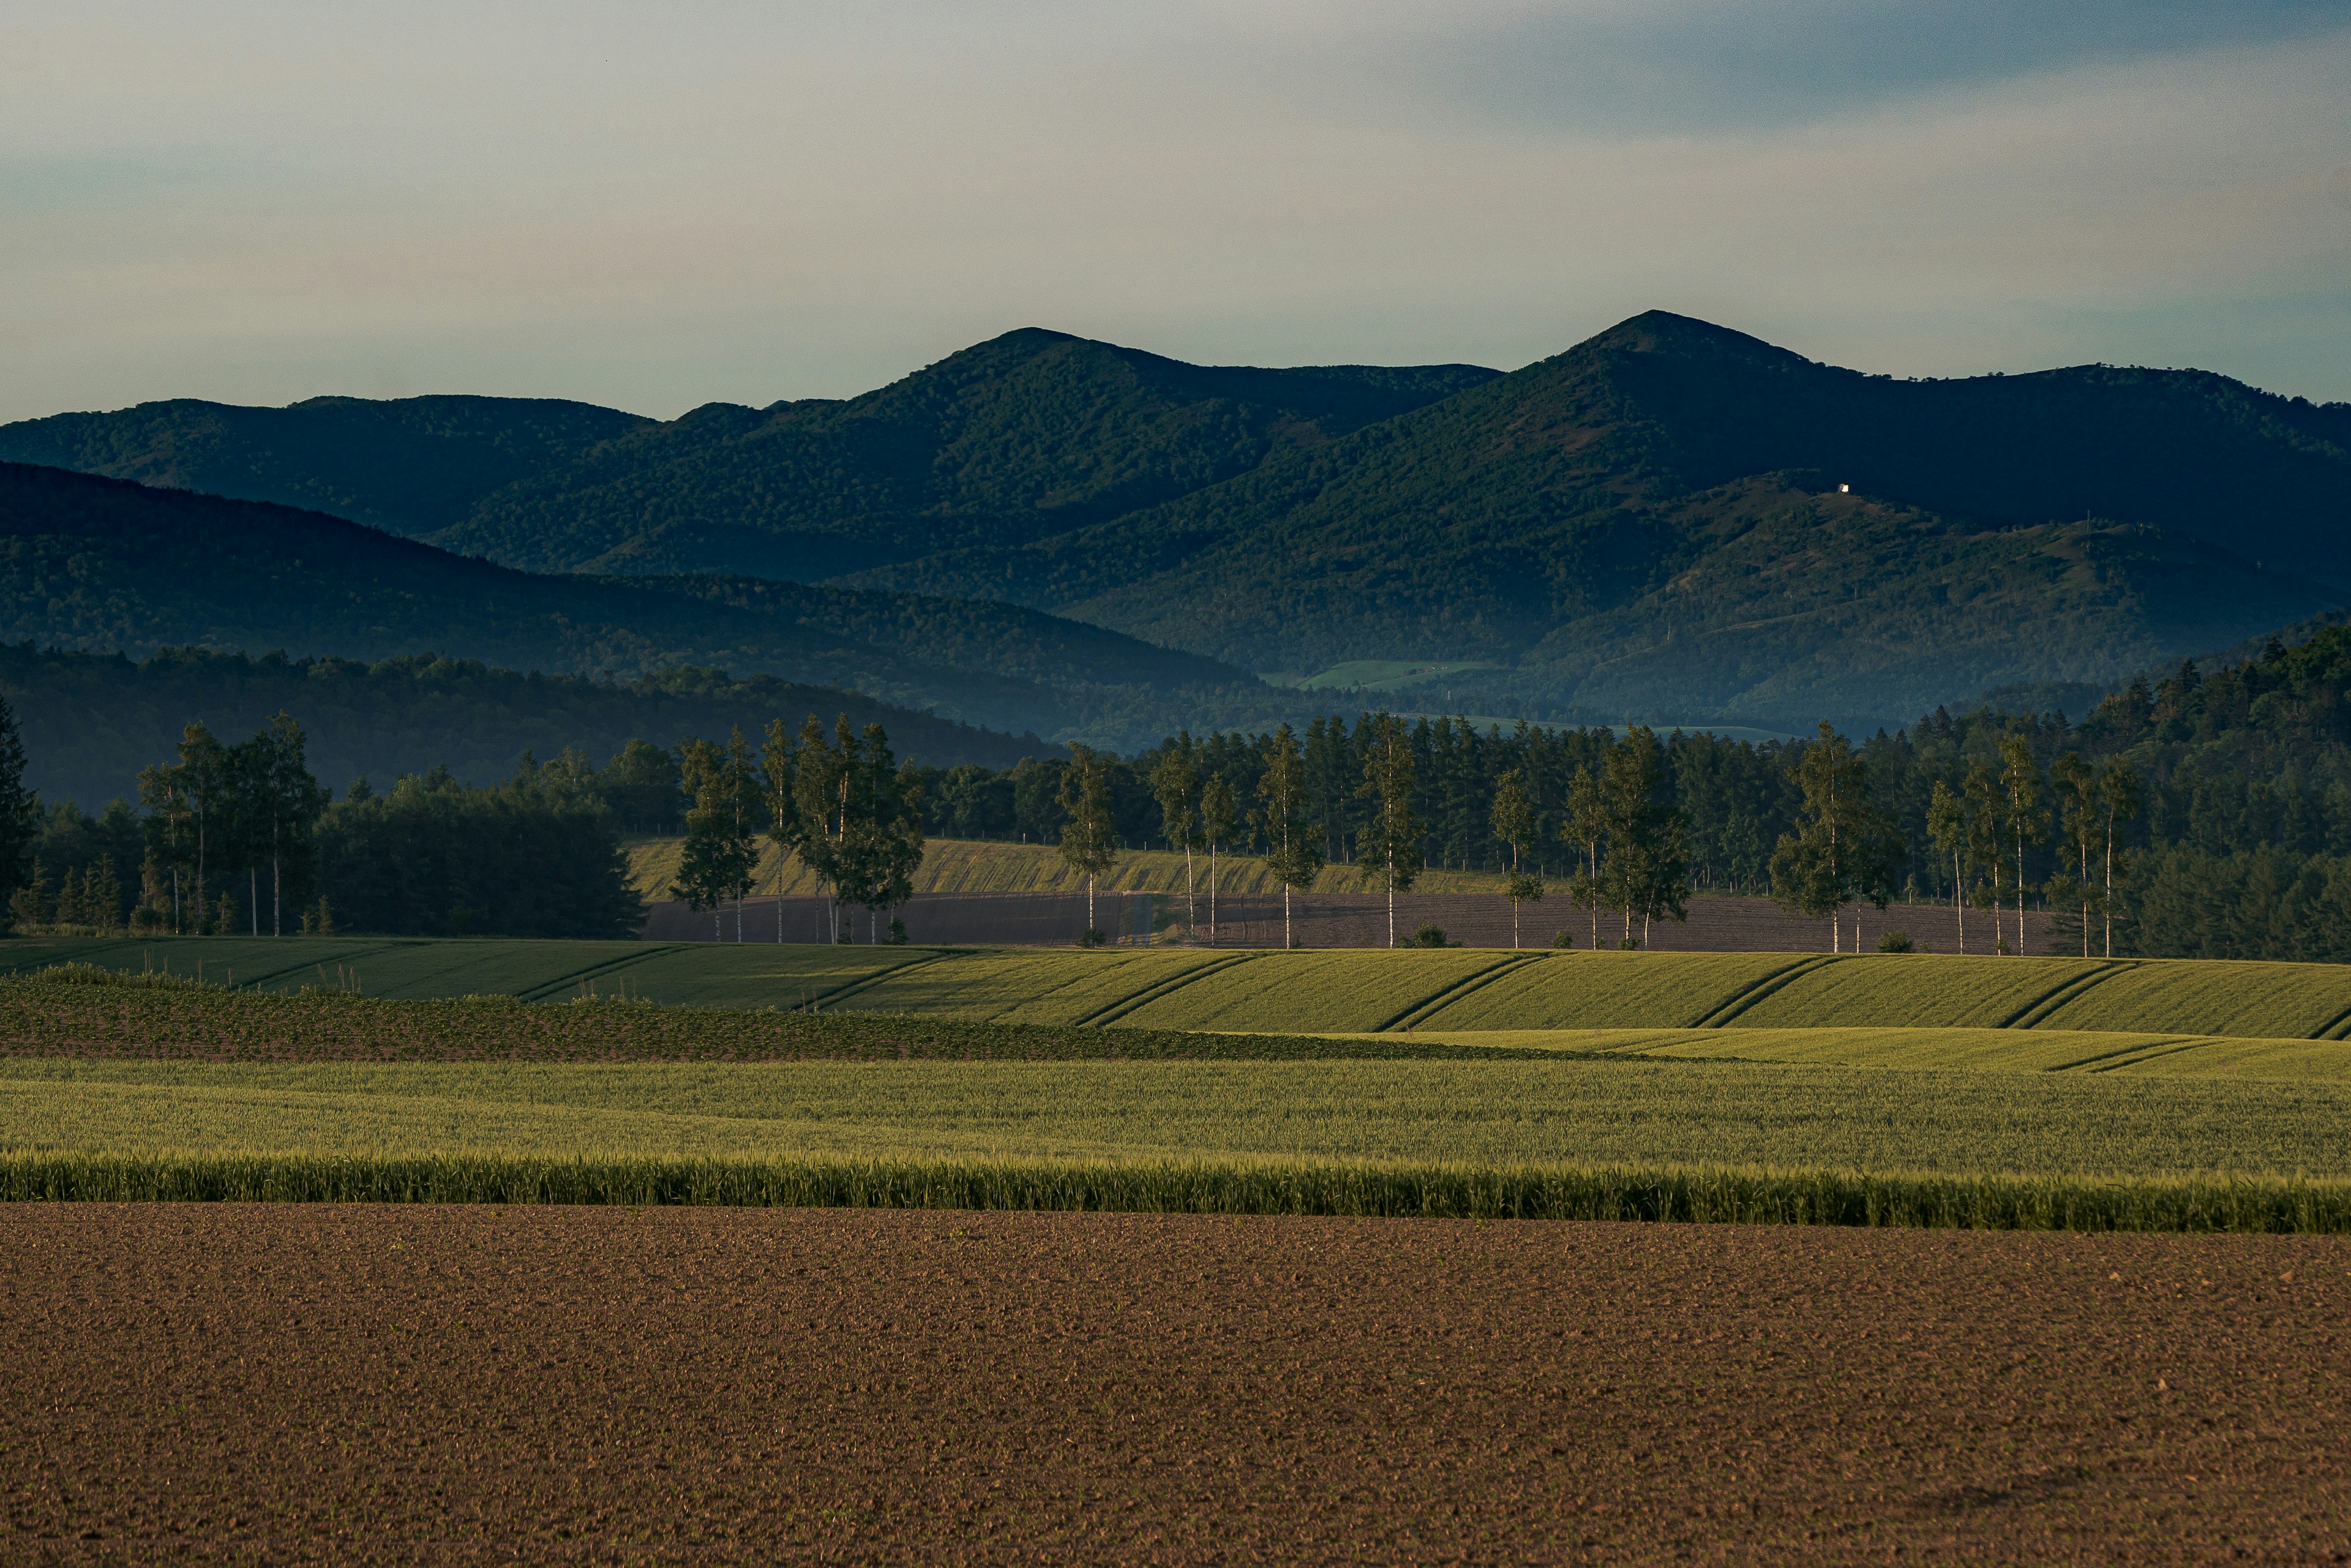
<box><xmin>1116</xmin><ymin>951</ymin><xmax>1518</xmax><ymax>1033</ymax></box>
<box><xmin>2033</xmin><ymin>959</ymin><xmax>2351</xmax><ymax>1040</ymax></box>
<box><xmin>1729</xmin><ymin>957</ymin><xmax>2111</xmax><ymax>1030</ymax></box>
<box><xmin>1413</xmin><ymin>953</ymin><xmax>1803</xmax><ymax>1030</ymax></box>
<box><xmin>515</xmin><ymin>945</ymin><xmax>697</xmax><ymax>1003</ymax></box>
<box><xmin>2006</xmin><ymin>962</ymin><xmax>2132</xmax><ymax>1029</ymax></box>
<box><xmin>1076</xmin><ymin>953</ymin><xmax>1261</xmax><ymax>1026</ymax></box>
<box><xmin>1690</xmin><ymin>956</ymin><xmax>1839</xmax><ymax>1027</ymax></box>
<box><xmin>1396</xmin><ymin>1027</ymin><xmax>2351</xmax><ymax>1080</ymax></box>
<box><xmin>1382</xmin><ymin>954</ymin><xmax>1542</xmax><ymax>1032</ymax></box>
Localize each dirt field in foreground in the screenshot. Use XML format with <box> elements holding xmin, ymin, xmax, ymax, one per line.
<box><xmin>3</xmin><ymin>1208</ymin><xmax>2345</xmax><ymax>1565</ymax></box>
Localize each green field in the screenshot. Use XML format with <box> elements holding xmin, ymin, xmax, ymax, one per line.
<box><xmin>6</xmin><ymin>948</ymin><xmax>2350</xmax><ymax>1229</ymax></box>
<box><xmin>8</xmin><ymin>940</ymin><xmax>2351</xmax><ymax>1043</ymax></box>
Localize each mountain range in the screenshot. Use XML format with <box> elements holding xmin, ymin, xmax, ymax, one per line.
<box><xmin>6</xmin><ymin>312</ymin><xmax>2345</xmax><ymax>733</ymax></box>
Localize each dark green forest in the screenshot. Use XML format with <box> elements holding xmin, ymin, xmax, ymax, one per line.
<box><xmin>887</xmin><ymin>623</ymin><xmax>2351</xmax><ymax>961</ymax></box>
<box><xmin>15</xmin><ymin>620</ymin><xmax>2351</xmax><ymax>956</ymax></box>
<box><xmin>0</xmin><ymin>642</ymin><xmax>1043</xmax><ymax>809</ymax></box>
<box><xmin>14</xmin><ymin>315</ymin><xmax>2341</xmax><ymax>730</ymax></box>
<box><xmin>0</xmin><ymin>461</ymin><xmax>1274</xmax><ymax>748</ymax></box>
<box><xmin>866</xmin><ymin>313</ymin><xmax>2348</xmax><ymax>724</ymax></box>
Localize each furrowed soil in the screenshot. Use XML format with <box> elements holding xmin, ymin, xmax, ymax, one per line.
<box><xmin>6</xmin><ymin>1206</ymin><xmax>2345</xmax><ymax>1564</ymax></box>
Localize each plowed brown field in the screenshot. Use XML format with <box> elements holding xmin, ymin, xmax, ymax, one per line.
<box><xmin>6</xmin><ymin>1206</ymin><xmax>2346</xmax><ymax>1564</ymax></box>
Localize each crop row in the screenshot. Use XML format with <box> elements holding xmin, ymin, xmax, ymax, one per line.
<box><xmin>7</xmin><ymin>1150</ymin><xmax>2349</xmax><ymax>1232</ymax></box>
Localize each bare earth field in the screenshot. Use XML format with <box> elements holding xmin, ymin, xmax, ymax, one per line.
<box><xmin>5</xmin><ymin>1206</ymin><xmax>2347</xmax><ymax>1565</ymax></box>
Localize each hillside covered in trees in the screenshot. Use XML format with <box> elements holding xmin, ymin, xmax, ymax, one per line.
<box><xmin>10</xmin><ymin>314</ymin><xmax>2344</xmax><ymax>732</ymax></box>
<box><xmin>871</xmin><ymin>313</ymin><xmax>2347</xmax><ymax>724</ymax></box>
<box><xmin>0</xmin><ymin>643</ymin><xmax>1043</xmax><ymax>811</ymax></box>
<box><xmin>0</xmin><ymin>463</ymin><xmax>1275</xmax><ymax>749</ymax></box>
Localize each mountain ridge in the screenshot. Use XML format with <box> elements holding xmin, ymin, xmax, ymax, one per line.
<box><xmin>7</xmin><ymin>312</ymin><xmax>2344</xmax><ymax>729</ymax></box>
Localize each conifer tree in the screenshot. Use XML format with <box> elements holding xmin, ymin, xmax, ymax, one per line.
<box><xmin>1354</xmin><ymin>712</ymin><xmax>1423</xmax><ymax>948</ymax></box>
<box><xmin>759</xmin><ymin>719</ymin><xmax>806</xmax><ymax>940</ymax></box>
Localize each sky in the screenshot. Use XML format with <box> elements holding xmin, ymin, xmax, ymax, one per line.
<box><xmin>4</xmin><ymin>1</ymin><xmax>2349</xmax><ymax>424</ymax></box>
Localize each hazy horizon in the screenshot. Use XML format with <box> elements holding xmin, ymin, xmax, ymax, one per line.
<box><xmin>7</xmin><ymin>1</ymin><xmax>2348</xmax><ymax>424</ymax></box>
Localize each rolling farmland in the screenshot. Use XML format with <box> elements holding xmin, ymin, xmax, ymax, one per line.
<box><xmin>8</xmin><ymin>938</ymin><xmax>2349</xmax><ymax>1043</ymax></box>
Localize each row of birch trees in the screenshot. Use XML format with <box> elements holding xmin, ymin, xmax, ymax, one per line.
<box><xmin>669</xmin><ymin>715</ymin><xmax>927</xmax><ymax>942</ymax></box>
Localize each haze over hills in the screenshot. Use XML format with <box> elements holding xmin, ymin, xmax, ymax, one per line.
<box><xmin>6</xmin><ymin>312</ymin><xmax>2345</xmax><ymax>730</ymax></box>
<box><xmin>0</xmin><ymin>645</ymin><xmax>1042</xmax><ymax>810</ymax></box>
<box><xmin>0</xmin><ymin>462</ymin><xmax>1277</xmax><ymax>750</ymax></box>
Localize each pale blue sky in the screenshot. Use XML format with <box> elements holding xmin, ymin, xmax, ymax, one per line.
<box><xmin>4</xmin><ymin>1</ymin><xmax>2347</xmax><ymax>422</ymax></box>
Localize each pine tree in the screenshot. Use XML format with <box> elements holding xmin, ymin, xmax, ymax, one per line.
<box><xmin>1199</xmin><ymin>773</ymin><xmax>1236</xmax><ymax>945</ymax></box>
<box><xmin>1253</xmin><ymin>722</ymin><xmax>1323</xmax><ymax>949</ymax></box>
<box><xmin>1354</xmin><ymin>712</ymin><xmax>1423</xmax><ymax>949</ymax></box>
<box><xmin>1490</xmin><ymin>767</ymin><xmax>1543</xmax><ymax>949</ymax></box>
<box><xmin>1057</xmin><ymin>742</ymin><xmax>1117</xmax><ymax>942</ymax></box>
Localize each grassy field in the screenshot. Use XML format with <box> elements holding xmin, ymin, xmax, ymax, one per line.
<box><xmin>624</xmin><ymin>836</ymin><xmax>1515</xmax><ymax>899</ymax></box>
<box><xmin>4</xmin><ymin>970</ymin><xmax>2350</xmax><ymax>1228</ymax></box>
<box><xmin>7</xmin><ymin>940</ymin><xmax>2351</xmax><ymax>1042</ymax></box>
<box><xmin>10</xmin><ymin>1054</ymin><xmax>2350</xmax><ymax>1178</ymax></box>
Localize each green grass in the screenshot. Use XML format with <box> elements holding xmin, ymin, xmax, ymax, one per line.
<box><xmin>1116</xmin><ymin>951</ymin><xmax>1525</xmax><ymax>1032</ymax></box>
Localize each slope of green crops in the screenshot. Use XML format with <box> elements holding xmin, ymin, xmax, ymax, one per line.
<box><xmin>2034</xmin><ymin>961</ymin><xmax>2351</xmax><ymax>1039</ymax></box>
<box><xmin>9</xmin><ymin>1055</ymin><xmax>2351</xmax><ymax>1180</ymax></box>
<box><xmin>1115</xmin><ymin>951</ymin><xmax>1521</xmax><ymax>1032</ymax></box>
<box><xmin>1725</xmin><ymin>956</ymin><xmax>2111</xmax><ymax>1029</ymax></box>
<box><xmin>1364</xmin><ymin>1027</ymin><xmax>2351</xmax><ymax>1079</ymax></box>
<box><xmin>1411</xmin><ymin>952</ymin><xmax>1805</xmax><ymax>1029</ymax></box>
<box><xmin>834</xmin><ymin>951</ymin><xmax>1233</xmax><ymax>1024</ymax></box>
<box><xmin>6</xmin><ymin>937</ymin><xmax>2350</xmax><ymax>1041</ymax></box>
<box><xmin>0</xmin><ymin>935</ymin><xmax>938</xmax><ymax>1007</ymax></box>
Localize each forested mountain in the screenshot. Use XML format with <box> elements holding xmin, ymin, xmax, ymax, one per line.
<box><xmin>0</xmin><ymin>334</ymin><xmax>1497</xmax><ymax>579</ymax></box>
<box><xmin>868</xmin><ymin>313</ymin><xmax>2348</xmax><ymax>724</ymax></box>
<box><xmin>0</xmin><ymin>396</ymin><xmax>650</xmax><ymax>538</ymax></box>
<box><xmin>11</xmin><ymin>314</ymin><xmax>2343</xmax><ymax>731</ymax></box>
<box><xmin>0</xmin><ymin>462</ymin><xmax>1274</xmax><ymax>747</ymax></box>
<box><xmin>0</xmin><ymin>643</ymin><xmax>1041</xmax><ymax>811</ymax></box>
